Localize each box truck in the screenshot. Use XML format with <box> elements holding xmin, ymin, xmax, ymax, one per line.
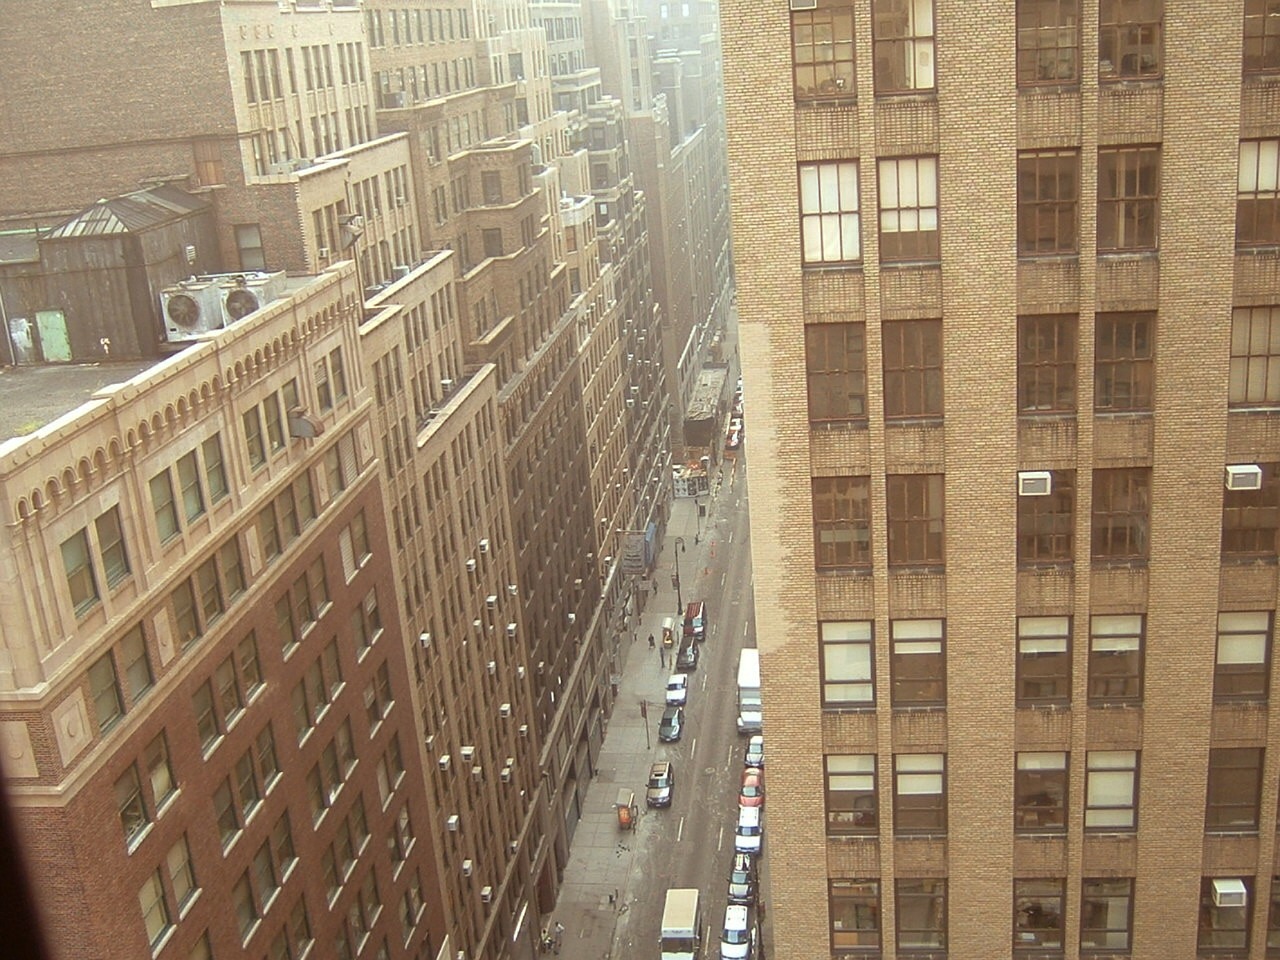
<box><xmin>660</xmin><ymin>888</ymin><xmax>702</xmax><ymax>960</ymax></box>
<box><xmin>737</xmin><ymin>649</ymin><xmax>762</xmax><ymax>734</ymax></box>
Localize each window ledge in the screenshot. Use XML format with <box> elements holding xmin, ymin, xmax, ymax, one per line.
<box><xmin>816</xmin><ymin>566</ymin><xmax>873</xmax><ymax>578</ymax></box>
<box><xmin>801</xmin><ymin>261</ymin><xmax>864</xmax><ymax>274</ymax></box>
<box><xmin>879</xmin><ymin>258</ymin><xmax>941</xmax><ymax>270</ymax></box>
<box><xmin>1098</xmin><ymin>76</ymin><xmax>1163</xmax><ymax>88</ymax></box>
<box><xmin>873</xmin><ymin>89</ymin><xmax>937</xmax><ymax>102</ymax></box>
<box><xmin>1017</xmin><ymin>83</ymin><xmax>1081</xmax><ymax>95</ymax></box>
<box><xmin>1204</xmin><ymin>830</ymin><xmax>1260</xmax><ymax>838</ymax></box>
<box><xmin>821</xmin><ymin>705</ymin><xmax>876</xmax><ymax>714</ymax></box>
<box><xmin>1017</xmin><ymin>561</ymin><xmax>1075</xmax><ymax>572</ymax></box>
<box><xmin>1087</xmin><ymin>701</ymin><xmax>1143</xmax><ymax>710</ymax></box>
<box><xmin>1089</xmin><ymin>559</ymin><xmax>1149</xmax><ymax>571</ymax></box>
<box><xmin>1236</xmin><ymin>245</ymin><xmax>1280</xmax><ymax>258</ymax></box>
<box><xmin>1096</xmin><ymin>250</ymin><xmax>1158</xmax><ymax>262</ymax></box>
<box><xmin>1017</xmin><ymin>703</ymin><xmax>1071</xmax><ymax>712</ymax></box>
<box><xmin>1220</xmin><ymin>555</ymin><xmax>1279</xmax><ymax>567</ymax></box>
<box><xmin>1017</xmin><ymin>252</ymin><xmax>1080</xmax><ymax>264</ymax></box>
<box><xmin>810</xmin><ymin>419</ymin><xmax>870</xmax><ymax>432</ymax></box>
<box><xmin>891</xmin><ymin>704</ymin><xmax>945</xmax><ymax>713</ymax></box>
<box><xmin>1228</xmin><ymin>405</ymin><xmax>1280</xmax><ymax>416</ymax></box>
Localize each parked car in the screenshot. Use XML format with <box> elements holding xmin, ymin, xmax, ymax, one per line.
<box><xmin>665</xmin><ymin>673</ymin><xmax>689</xmax><ymax>706</ymax></box>
<box><xmin>658</xmin><ymin>706</ymin><xmax>685</xmax><ymax>742</ymax></box>
<box><xmin>727</xmin><ymin>853</ymin><xmax>757</xmax><ymax>906</ymax></box>
<box><xmin>646</xmin><ymin>760</ymin><xmax>675</xmax><ymax>808</ymax></box>
<box><xmin>720</xmin><ymin>904</ymin><xmax>756</xmax><ymax>960</ymax></box>
<box><xmin>744</xmin><ymin>735</ymin><xmax>764</xmax><ymax>769</ymax></box>
<box><xmin>734</xmin><ymin>806</ymin><xmax>763</xmax><ymax>854</ymax></box>
<box><xmin>739</xmin><ymin>768</ymin><xmax>765</xmax><ymax>808</ymax></box>
<box><xmin>683</xmin><ymin>600</ymin><xmax>708</xmax><ymax>642</ymax></box>
<box><xmin>676</xmin><ymin>642</ymin><xmax>700</xmax><ymax>671</ymax></box>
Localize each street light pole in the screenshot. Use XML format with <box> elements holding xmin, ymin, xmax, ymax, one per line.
<box><xmin>672</xmin><ymin>536</ymin><xmax>685</xmax><ymax>618</ymax></box>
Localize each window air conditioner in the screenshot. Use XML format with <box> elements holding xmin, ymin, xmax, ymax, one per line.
<box><xmin>446</xmin><ymin>814</ymin><xmax>460</xmax><ymax>832</ymax></box>
<box><xmin>487</xmin><ymin>660</ymin><xmax>497</xmax><ymax>675</ymax></box>
<box><xmin>479</xmin><ymin>538</ymin><xmax>490</xmax><ymax>553</ymax></box>
<box><xmin>460</xmin><ymin>745</ymin><xmax>475</xmax><ymax>761</ymax></box>
<box><xmin>1225</xmin><ymin>464</ymin><xmax>1263</xmax><ymax>491</ymax></box>
<box><xmin>466</xmin><ymin>558</ymin><xmax>478</xmax><ymax>573</ymax></box>
<box><xmin>519</xmin><ymin>724</ymin><xmax>529</xmax><ymax>738</ymax></box>
<box><xmin>471</xmin><ymin>765</ymin><xmax>483</xmax><ymax>781</ymax></box>
<box><xmin>317</xmin><ymin>247</ymin><xmax>330</xmax><ymax>260</ymax></box>
<box><xmin>1212</xmin><ymin>878</ymin><xmax>1247</xmax><ymax>908</ymax></box>
<box><xmin>1017</xmin><ymin>470</ymin><xmax>1052</xmax><ymax>497</ymax></box>
<box><xmin>480</xmin><ymin>886</ymin><xmax>493</xmax><ymax>904</ymax></box>
<box><xmin>461</xmin><ymin>859</ymin><xmax>473</xmax><ymax>877</ymax></box>
<box><xmin>500</xmin><ymin>767</ymin><xmax>512</xmax><ymax>783</ymax></box>
<box><xmin>507</xmin><ymin>623</ymin><xmax>518</xmax><ymax>638</ymax></box>
<box><xmin>438</xmin><ymin>754</ymin><xmax>452</xmax><ymax>772</ymax></box>
<box><xmin>499</xmin><ymin>702</ymin><xmax>512</xmax><ymax>718</ymax></box>
<box><xmin>486</xmin><ymin>595</ymin><xmax>498</xmax><ymax>609</ymax></box>
<box><xmin>419</xmin><ymin>632</ymin><xmax>432</xmax><ymax>649</ymax></box>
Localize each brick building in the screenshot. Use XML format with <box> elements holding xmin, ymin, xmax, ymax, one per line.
<box><xmin>722</xmin><ymin>1</ymin><xmax>1280</xmax><ymax>958</ymax></box>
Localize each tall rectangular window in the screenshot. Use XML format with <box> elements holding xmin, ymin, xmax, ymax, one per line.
<box><xmin>1016</xmin><ymin>0</ymin><xmax>1080</xmax><ymax>85</ymax></box>
<box><xmin>872</xmin><ymin>0</ymin><xmax>935</xmax><ymax>92</ymax></box>
<box><xmin>890</xmin><ymin>619</ymin><xmax>945</xmax><ymax>706</ymax></box>
<box><xmin>829</xmin><ymin>880</ymin><xmax>881</xmax><ymax>951</ymax></box>
<box><xmin>1222</xmin><ymin>463</ymin><xmax>1280</xmax><ymax>558</ymax></box>
<box><xmin>167</xmin><ymin>837</ymin><xmax>198</xmax><ymax>910</ymax></box>
<box><xmin>235</xmin><ymin>224</ymin><xmax>267</xmax><ymax>271</ymax></box>
<box><xmin>825</xmin><ymin>755</ymin><xmax>877</xmax><ymax>834</ymax></box>
<box><xmin>150</xmin><ymin>471</ymin><xmax>181</xmax><ymax>543</ymax></box>
<box><xmin>897</xmin><ymin>879</ymin><xmax>946</xmax><ymax>951</ymax></box>
<box><xmin>1017</xmin><ymin>470</ymin><xmax>1075</xmax><ymax>565</ymax></box>
<box><xmin>1097</xmin><ymin>147</ymin><xmax>1159</xmax><ymax>251</ymax></box>
<box><xmin>1229</xmin><ymin>306</ymin><xmax>1280</xmax><ymax>406</ymax></box>
<box><xmin>1017</xmin><ymin>150</ymin><xmax>1079</xmax><ymax>255</ymax></box>
<box><xmin>1015</xmin><ymin>752</ymin><xmax>1068</xmax><ymax>833</ymax></box>
<box><xmin>1018</xmin><ymin>315</ymin><xmax>1077</xmax><ymax>414</ymax></box>
<box><xmin>1085</xmin><ymin>750</ymin><xmax>1138</xmax><ymax>830</ymax></box>
<box><xmin>1215</xmin><ymin>611</ymin><xmax>1272</xmax><ymax>701</ymax></box>
<box><xmin>95</xmin><ymin>508</ymin><xmax>130</xmax><ymax>588</ymax></box>
<box><xmin>176</xmin><ymin>451</ymin><xmax>205</xmax><ymax>523</ymax></box>
<box><xmin>89</xmin><ymin>654</ymin><xmax>123</xmax><ymax>731</ymax></box>
<box><xmin>1094</xmin><ymin>312</ymin><xmax>1154</xmax><ymax>411</ymax></box>
<box><xmin>1014</xmin><ymin>879</ymin><xmax>1066</xmax><ymax>952</ymax></box>
<box><xmin>116</xmin><ymin>765</ymin><xmax>148</xmax><ymax>845</ymax></box>
<box><xmin>62</xmin><ymin>528</ymin><xmax>100</xmax><ymax>615</ymax></box>
<box><xmin>1091</xmin><ymin>468</ymin><xmax>1150</xmax><ymax>561</ymax></box>
<box><xmin>1244</xmin><ymin>0</ymin><xmax>1280</xmax><ymax>75</ymax></box>
<box><xmin>1098</xmin><ymin>0</ymin><xmax>1162</xmax><ymax>78</ymax></box>
<box><xmin>1017</xmin><ymin>616</ymin><xmax>1071</xmax><ymax>705</ymax></box>
<box><xmin>1237</xmin><ymin>139</ymin><xmax>1280</xmax><ymax>247</ymax></box>
<box><xmin>1205</xmin><ymin>747</ymin><xmax>1263</xmax><ymax>832</ymax></box>
<box><xmin>1199</xmin><ymin>877</ymin><xmax>1252</xmax><ymax>952</ymax></box>
<box><xmin>878</xmin><ymin>157</ymin><xmax>939</xmax><ymax>261</ymax></box>
<box><xmin>1081</xmin><ymin>878</ymin><xmax>1133</xmax><ymax>952</ymax></box>
<box><xmin>139</xmin><ymin>870</ymin><xmax>172</xmax><ymax>947</ymax></box>
<box><xmin>886</xmin><ymin>474</ymin><xmax>945</xmax><ymax>568</ymax></box>
<box><xmin>882</xmin><ymin>319</ymin><xmax>942</xmax><ymax>418</ymax></box>
<box><xmin>243</xmin><ymin>409</ymin><xmax>266</xmax><ymax>469</ymax></box>
<box><xmin>1088</xmin><ymin>614</ymin><xmax>1144</xmax><ymax>704</ymax></box>
<box><xmin>806</xmin><ymin>323</ymin><xmax>867</xmax><ymax>423</ymax></box>
<box><xmin>812</xmin><ymin>476</ymin><xmax>871</xmax><ymax>569</ymax></box>
<box><xmin>799</xmin><ymin>161</ymin><xmax>861</xmax><ymax>264</ymax></box>
<box><xmin>893</xmin><ymin>753</ymin><xmax>946</xmax><ymax>834</ymax></box>
<box><xmin>792</xmin><ymin>3</ymin><xmax>856</xmax><ymax>100</ymax></box>
<box><xmin>820</xmin><ymin>620</ymin><xmax>874</xmax><ymax>706</ymax></box>
<box><xmin>122</xmin><ymin>626</ymin><xmax>153</xmax><ymax>702</ymax></box>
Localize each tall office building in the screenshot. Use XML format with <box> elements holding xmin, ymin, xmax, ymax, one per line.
<box><xmin>723</xmin><ymin>2</ymin><xmax>1280</xmax><ymax>957</ymax></box>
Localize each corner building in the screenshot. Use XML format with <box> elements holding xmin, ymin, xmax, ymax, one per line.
<box><xmin>722</xmin><ymin>1</ymin><xmax>1280</xmax><ymax>958</ymax></box>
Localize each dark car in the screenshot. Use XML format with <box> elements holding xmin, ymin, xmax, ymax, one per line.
<box><xmin>676</xmin><ymin>642</ymin><xmax>699</xmax><ymax>671</ymax></box>
<box><xmin>727</xmin><ymin>853</ymin><xmax>757</xmax><ymax>906</ymax></box>
<box><xmin>658</xmin><ymin>706</ymin><xmax>685</xmax><ymax>742</ymax></box>
<box><xmin>646</xmin><ymin>760</ymin><xmax>675</xmax><ymax>807</ymax></box>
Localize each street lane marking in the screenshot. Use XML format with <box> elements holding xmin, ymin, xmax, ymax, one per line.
<box><xmin>717</xmin><ymin>825</ymin><xmax>724</xmax><ymax>851</ymax></box>
<box><xmin>690</xmin><ymin>737</ymin><xmax>697</xmax><ymax>760</ymax></box>
<box><xmin>677</xmin><ymin>816</ymin><xmax>686</xmax><ymax>842</ymax></box>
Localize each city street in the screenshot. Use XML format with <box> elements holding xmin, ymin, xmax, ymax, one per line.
<box><xmin>549</xmin><ymin>455</ymin><xmax>761</xmax><ymax>959</ymax></box>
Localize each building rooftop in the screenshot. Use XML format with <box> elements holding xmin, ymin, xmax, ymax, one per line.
<box><xmin>0</xmin><ymin>360</ymin><xmax>158</xmax><ymax>445</ymax></box>
<box><xmin>44</xmin><ymin>184</ymin><xmax>208</xmax><ymax>239</ymax></box>
<box><xmin>685</xmin><ymin>365</ymin><xmax>727</xmax><ymax>420</ymax></box>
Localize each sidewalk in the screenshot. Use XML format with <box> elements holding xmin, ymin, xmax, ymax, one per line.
<box><xmin>547</xmin><ymin>463</ymin><xmax>741</xmax><ymax>959</ymax></box>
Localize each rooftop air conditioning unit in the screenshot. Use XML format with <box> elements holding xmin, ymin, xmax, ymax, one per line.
<box><xmin>1212</xmin><ymin>878</ymin><xmax>1247</xmax><ymax>908</ymax></box>
<box><xmin>159</xmin><ymin>279</ymin><xmax>223</xmax><ymax>342</ymax></box>
<box><xmin>1226</xmin><ymin>464</ymin><xmax>1263</xmax><ymax>491</ymax></box>
<box><xmin>480</xmin><ymin>886</ymin><xmax>493</xmax><ymax>904</ymax></box>
<box><xmin>392</xmin><ymin>264</ymin><xmax>411</xmax><ymax>281</ymax></box>
<box><xmin>218</xmin><ymin>271</ymin><xmax>286</xmax><ymax>326</ymax></box>
<box><xmin>446</xmin><ymin>814</ymin><xmax>460</xmax><ymax>832</ymax></box>
<box><xmin>1017</xmin><ymin>471</ymin><xmax>1052</xmax><ymax>497</ymax></box>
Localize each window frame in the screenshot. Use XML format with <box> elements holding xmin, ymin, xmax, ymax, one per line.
<box><xmin>1091</xmin><ymin>467</ymin><xmax>1151</xmax><ymax>562</ymax></box>
<box><xmin>1018</xmin><ymin>314</ymin><xmax>1077</xmax><ymax>415</ymax></box>
<box><xmin>878</xmin><ymin>156</ymin><xmax>940</xmax><ymax>262</ymax></box>
<box><xmin>829</xmin><ymin>879</ymin><xmax>882</xmax><ymax>952</ymax></box>
<box><xmin>1080</xmin><ymin>877</ymin><xmax>1133</xmax><ymax>953</ymax></box>
<box><xmin>1229</xmin><ymin>305</ymin><xmax>1280</xmax><ymax>408</ymax></box>
<box><xmin>893</xmin><ymin>752</ymin><xmax>947</xmax><ymax>836</ymax></box>
<box><xmin>792</xmin><ymin>3</ymin><xmax>857</xmax><ymax>102</ymax></box>
<box><xmin>1094</xmin><ymin>312</ymin><xmax>1154</xmax><ymax>412</ymax></box>
<box><xmin>812</xmin><ymin>475</ymin><xmax>872</xmax><ymax>570</ymax></box>
<box><xmin>805</xmin><ymin>322</ymin><xmax>868</xmax><ymax>425</ymax></box>
<box><xmin>1214</xmin><ymin>611</ymin><xmax>1272</xmax><ymax>702</ymax></box>
<box><xmin>1236</xmin><ymin>139</ymin><xmax>1280</xmax><ymax>249</ymax></box>
<box><xmin>1098</xmin><ymin>0</ymin><xmax>1163</xmax><ymax>80</ymax></box>
<box><xmin>882</xmin><ymin>319</ymin><xmax>943</xmax><ymax>419</ymax></box>
<box><xmin>799</xmin><ymin>160</ymin><xmax>862</xmax><ymax>265</ymax></box>
<box><xmin>1244</xmin><ymin>0</ymin><xmax>1280</xmax><ymax>76</ymax></box>
<box><xmin>1199</xmin><ymin>876</ymin><xmax>1252</xmax><ymax>954</ymax></box>
<box><xmin>1222</xmin><ymin>462</ymin><xmax>1280</xmax><ymax>558</ymax></box>
<box><xmin>1017</xmin><ymin>470</ymin><xmax>1076</xmax><ymax>565</ymax></box>
<box><xmin>820</xmin><ymin>620</ymin><xmax>875</xmax><ymax>708</ymax></box>
<box><xmin>1017</xmin><ymin>616</ymin><xmax>1072</xmax><ymax>706</ymax></box>
<box><xmin>1084</xmin><ymin>749</ymin><xmax>1139</xmax><ymax>831</ymax></box>
<box><xmin>63</xmin><ymin>526</ymin><xmax>101</xmax><ymax>616</ymax></box>
<box><xmin>896</xmin><ymin>878</ymin><xmax>947</xmax><ymax>952</ymax></box>
<box><xmin>1014</xmin><ymin>878</ymin><xmax>1066</xmax><ymax>952</ymax></box>
<box><xmin>1015</xmin><ymin>751</ymin><xmax>1068</xmax><ymax>834</ymax></box>
<box><xmin>886</xmin><ymin>473</ymin><xmax>945</xmax><ymax>569</ymax></box>
<box><xmin>871</xmin><ymin>0</ymin><xmax>936</xmax><ymax>94</ymax></box>
<box><xmin>1017</xmin><ymin>149</ymin><xmax>1080</xmax><ymax>255</ymax></box>
<box><xmin>1087</xmin><ymin>614</ymin><xmax>1144</xmax><ymax>705</ymax></box>
<box><xmin>889</xmin><ymin>618</ymin><xmax>945</xmax><ymax>707</ymax></box>
<box><xmin>825</xmin><ymin>754</ymin><xmax>878</xmax><ymax>836</ymax></box>
<box><xmin>1016</xmin><ymin>0</ymin><xmax>1081</xmax><ymax>87</ymax></box>
<box><xmin>1205</xmin><ymin>746</ymin><xmax>1264</xmax><ymax>833</ymax></box>
<box><xmin>1097</xmin><ymin>146</ymin><xmax>1160</xmax><ymax>252</ymax></box>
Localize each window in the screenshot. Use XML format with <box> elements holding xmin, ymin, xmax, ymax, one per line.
<box><xmin>150</xmin><ymin>470</ymin><xmax>180</xmax><ymax>543</ymax></box>
<box><xmin>193</xmin><ymin>681</ymin><xmax>221</xmax><ymax>752</ymax></box>
<box><xmin>139</xmin><ymin>870</ymin><xmax>172</xmax><ymax>948</ymax></box>
<box><xmin>825</xmin><ymin>755</ymin><xmax>877</xmax><ymax>834</ymax></box>
<box><xmin>1206</xmin><ymin>747</ymin><xmax>1263</xmax><ymax>832</ymax></box>
<box><xmin>872</xmin><ymin>0</ymin><xmax>935</xmax><ymax>92</ymax></box>
<box><xmin>1244</xmin><ymin>0</ymin><xmax>1280</xmax><ymax>75</ymax></box>
<box><xmin>89</xmin><ymin>653</ymin><xmax>123</xmax><ymax>731</ymax></box>
<box><xmin>1215</xmin><ymin>612</ymin><xmax>1272</xmax><ymax>701</ymax></box>
<box><xmin>1081</xmin><ymin>878</ymin><xmax>1132</xmax><ymax>952</ymax></box>
<box><xmin>792</xmin><ymin>3</ymin><xmax>856</xmax><ymax>100</ymax></box>
<box><xmin>1088</xmin><ymin>614</ymin><xmax>1144</xmax><ymax>704</ymax></box>
<box><xmin>176</xmin><ymin>451</ymin><xmax>205</xmax><ymax>523</ymax></box>
<box><xmin>1199</xmin><ymin>877</ymin><xmax>1252</xmax><ymax>953</ymax></box>
<box><xmin>1095</xmin><ymin>312</ymin><xmax>1154</xmax><ymax>411</ymax></box>
<box><xmin>1099</xmin><ymin>0</ymin><xmax>1162</xmax><ymax>78</ymax></box>
<box><xmin>167</xmin><ymin>837</ymin><xmax>198</xmax><ymax>912</ymax></box>
<box><xmin>1017</xmin><ymin>150</ymin><xmax>1079</xmax><ymax>254</ymax></box>
<box><xmin>806</xmin><ymin>323</ymin><xmax>867</xmax><ymax>423</ymax></box>
<box><xmin>1015</xmin><ymin>752</ymin><xmax>1068</xmax><ymax>833</ymax></box>
<box><xmin>878</xmin><ymin>157</ymin><xmax>939</xmax><ymax>261</ymax></box>
<box><xmin>482</xmin><ymin>228</ymin><xmax>503</xmax><ymax>258</ymax></box>
<box><xmin>799</xmin><ymin>161</ymin><xmax>861</xmax><ymax>264</ymax></box>
<box><xmin>886</xmin><ymin>474</ymin><xmax>945</xmax><ymax>568</ymax></box>
<box><xmin>1017</xmin><ymin>616</ymin><xmax>1071</xmax><ymax>705</ymax></box>
<box><xmin>1229</xmin><ymin>306</ymin><xmax>1280</xmax><ymax>406</ymax></box>
<box><xmin>829</xmin><ymin>880</ymin><xmax>881</xmax><ymax>951</ymax></box>
<box><xmin>352</xmin><ymin>589</ymin><xmax>383</xmax><ymax>655</ymax></box>
<box><xmin>1017</xmin><ymin>470</ymin><xmax>1075</xmax><ymax>565</ymax></box>
<box><xmin>1267</xmin><ymin>877</ymin><xmax>1280</xmax><ymax>954</ymax></box>
<box><xmin>882</xmin><ymin>319</ymin><xmax>942</xmax><ymax>418</ymax></box>
<box><xmin>1223</xmin><ymin>463</ymin><xmax>1280</xmax><ymax>557</ymax></box>
<box><xmin>1014</xmin><ymin>879</ymin><xmax>1065</xmax><ymax>952</ymax></box>
<box><xmin>820</xmin><ymin>620</ymin><xmax>874</xmax><ymax>706</ymax></box>
<box><xmin>482</xmin><ymin>170</ymin><xmax>503</xmax><ymax>204</ymax></box>
<box><xmin>890</xmin><ymin>619</ymin><xmax>945</xmax><ymax>706</ymax></box>
<box><xmin>812</xmin><ymin>476</ymin><xmax>871</xmax><ymax>568</ymax></box>
<box><xmin>96</xmin><ymin>507</ymin><xmax>131</xmax><ymax>588</ymax></box>
<box><xmin>235</xmin><ymin>224</ymin><xmax>267</xmax><ymax>271</ymax></box>
<box><xmin>1097</xmin><ymin>147</ymin><xmax>1159</xmax><ymax>251</ymax></box>
<box><xmin>1085</xmin><ymin>750</ymin><xmax>1138</xmax><ymax>830</ymax></box>
<box><xmin>1016</xmin><ymin>0</ymin><xmax>1080</xmax><ymax>85</ymax></box>
<box><xmin>233</xmin><ymin>872</ymin><xmax>259</xmax><ymax>940</ymax></box>
<box><xmin>146</xmin><ymin>733</ymin><xmax>177</xmax><ymax>810</ymax></box>
<box><xmin>330</xmin><ymin>348</ymin><xmax>348</xmax><ymax>402</ymax></box>
<box><xmin>1237</xmin><ymin>140</ymin><xmax>1280</xmax><ymax>247</ymax></box>
<box><xmin>893</xmin><ymin>753</ymin><xmax>946</xmax><ymax>834</ymax></box>
<box><xmin>1018</xmin><ymin>314</ymin><xmax>1076</xmax><ymax>414</ymax></box>
<box><xmin>62</xmin><ymin>525</ymin><xmax>101</xmax><ymax>614</ymax></box>
<box><xmin>1091</xmin><ymin>468</ymin><xmax>1150</xmax><ymax>561</ymax></box>
<box><xmin>897</xmin><ymin>879</ymin><xmax>946</xmax><ymax>951</ymax></box>
<box><xmin>116</xmin><ymin>765</ymin><xmax>149</xmax><ymax>845</ymax></box>
<box><xmin>214</xmin><ymin>779</ymin><xmax>240</xmax><ymax>847</ymax></box>
<box><xmin>244</xmin><ymin>407</ymin><xmax>266</xmax><ymax>468</ymax></box>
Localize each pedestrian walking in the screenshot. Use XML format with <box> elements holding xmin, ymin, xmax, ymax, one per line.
<box><xmin>659</xmin><ymin>647</ymin><xmax>666</xmax><ymax>668</ymax></box>
<box><xmin>553</xmin><ymin>921</ymin><xmax>565</xmax><ymax>955</ymax></box>
<box><xmin>652</xmin><ymin>578</ymin><xmax>659</xmax><ymax>595</ymax></box>
<box><xmin>648</xmin><ymin>633</ymin><xmax>656</xmax><ymax>650</ymax></box>
<box><xmin>758</xmin><ymin>900</ymin><xmax>767</xmax><ymax>923</ymax></box>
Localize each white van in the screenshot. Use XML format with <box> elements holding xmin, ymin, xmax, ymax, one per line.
<box><xmin>720</xmin><ymin>903</ymin><xmax>754</xmax><ymax>960</ymax></box>
<box><xmin>734</xmin><ymin>806</ymin><xmax>762</xmax><ymax>855</ymax></box>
